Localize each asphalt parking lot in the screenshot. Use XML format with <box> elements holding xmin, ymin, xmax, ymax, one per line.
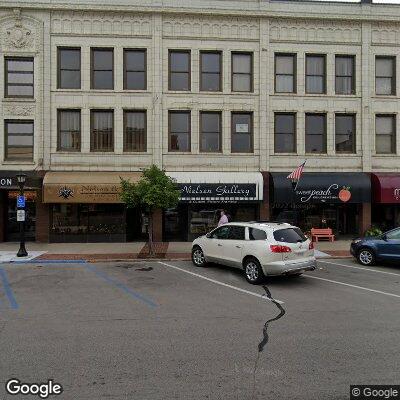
<box><xmin>0</xmin><ymin>258</ymin><xmax>399</xmax><ymax>400</ymax></box>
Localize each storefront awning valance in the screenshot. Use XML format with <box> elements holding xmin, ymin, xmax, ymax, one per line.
<box><xmin>43</xmin><ymin>172</ymin><xmax>142</xmax><ymax>203</ymax></box>
<box><xmin>270</xmin><ymin>173</ymin><xmax>371</xmax><ymax>204</ymax></box>
<box><xmin>167</xmin><ymin>172</ymin><xmax>263</xmax><ymax>202</ymax></box>
<box><xmin>371</xmin><ymin>173</ymin><xmax>400</xmax><ymax>204</ymax></box>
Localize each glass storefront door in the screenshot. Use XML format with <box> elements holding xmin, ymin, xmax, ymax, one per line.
<box><xmin>6</xmin><ymin>191</ymin><xmax>37</xmax><ymax>242</ymax></box>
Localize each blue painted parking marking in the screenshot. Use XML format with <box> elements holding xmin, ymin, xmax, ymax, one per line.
<box><xmin>0</xmin><ymin>268</ymin><xmax>19</xmax><ymax>310</ymax></box>
<box><xmin>85</xmin><ymin>264</ymin><xmax>157</xmax><ymax>309</ymax></box>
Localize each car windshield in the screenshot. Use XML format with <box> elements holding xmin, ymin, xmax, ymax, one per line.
<box><xmin>273</xmin><ymin>227</ymin><xmax>307</xmax><ymax>243</ymax></box>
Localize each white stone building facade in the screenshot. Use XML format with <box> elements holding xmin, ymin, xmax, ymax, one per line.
<box><xmin>1</xmin><ymin>0</ymin><xmax>400</xmax><ymax>242</ymax></box>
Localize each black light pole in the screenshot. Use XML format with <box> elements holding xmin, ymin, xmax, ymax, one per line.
<box><xmin>16</xmin><ymin>173</ymin><xmax>28</xmax><ymax>257</ymax></box>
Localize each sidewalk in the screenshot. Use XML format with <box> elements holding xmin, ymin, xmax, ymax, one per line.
<box><xmin>0</xmin><ymin>240</ymin><xmax>352</xmax><ymax>262</ymax></box>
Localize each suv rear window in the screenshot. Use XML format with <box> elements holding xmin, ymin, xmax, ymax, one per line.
<box><xmin>249</xmin><ymin>228</ymin><xmax>267</xmax><ymax>240</ymax></box>
<box><xmin>273</xmin><ymin>228</ymin><xmax>307</xmax><ymax>243</ymax></box>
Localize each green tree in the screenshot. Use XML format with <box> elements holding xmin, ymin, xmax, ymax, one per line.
<box><xmin>120</xmin><ymin>165</ymin><xmax>181</xmax><ymax>256</ymax></box>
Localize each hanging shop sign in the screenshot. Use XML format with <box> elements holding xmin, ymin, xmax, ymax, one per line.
<box><xmin>178</xmin><ymin>183</ymin><xmax>257</xmax><ymax>200</ymax></box>
<box><xmin>270</xmin><ymin>173</ymin><xmax>371</xmax><ymax>204</ymax></box>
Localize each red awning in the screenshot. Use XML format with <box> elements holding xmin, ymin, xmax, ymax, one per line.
<box><xmin>371</xmin><ymin>173</ymin><xmax>400</xmax><ymax>203</ymax></box>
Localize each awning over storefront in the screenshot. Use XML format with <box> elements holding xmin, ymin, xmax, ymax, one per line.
<box><xmin>270</xmin><ymin>173</ymin><xmax>370</xmax><ymax>204</ymax></box>
<box><xmin>43</xmin><ymin>172</ymin><xmax>142</xmax><ymax>203</ymax></box>
<box><xmin>167</xmin><ymin>172</ymin><xmax>263</xmax><ymax>202</ymax></box>
<box><xmin>371</xmin><ymin>173</ymin><xmax>400</xmax><ymax>204</ymax></box>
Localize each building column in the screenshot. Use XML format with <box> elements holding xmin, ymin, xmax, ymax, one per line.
<box><xmin>152</xmin><ymin>209</ymin><xmax>163</xmax><ymax>242</ymax></box>
<box><xmin>35</xmin><ymin>190</ymin><xmax>50</xmax><ymax>242</ymax></box>
<box><xmin>359</xmin><ymin>203</ymin><xmax>371</xmax><ymax>236</ymax></box>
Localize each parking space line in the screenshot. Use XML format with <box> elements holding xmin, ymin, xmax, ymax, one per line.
<box><xmin>304</xmin><ymin>274</ymin><xmax>400</xmax><ymax>299</ymax></box>
<box><xmin>318</xmin><ymin>260</ymin><xmax>400</xmax><ymax>277</ymax></box>
<box><xmin>85</xmin><ymin>265</ymin><xmax>158</xmax><ymax>309</ymax></box>
<box><xmin>0</xmin><ymin>268</ymin><xmax>19</xmax><ymax>310</ymax></box>
<box><xmin>158</xmin><ymin>262</ymin><xmax>284</xmax><ymax>304</ymax></box>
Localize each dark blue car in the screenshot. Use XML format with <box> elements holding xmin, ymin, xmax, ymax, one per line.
<box><xmin>350</xmin><ymin>227</ymin><xmax>400</xmax><ymax>266</ymax></box>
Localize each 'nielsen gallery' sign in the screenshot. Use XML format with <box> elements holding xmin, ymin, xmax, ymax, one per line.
<box><xmin>178</xmin><ymin>183</ymin><xmax>257</xmax><ymax>199</ymax></box>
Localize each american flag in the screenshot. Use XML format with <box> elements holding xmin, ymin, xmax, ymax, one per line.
<box><xmin>287</xmin><ymin>161</ymin><xmax>306</xmax><ymax>189</ymax></box>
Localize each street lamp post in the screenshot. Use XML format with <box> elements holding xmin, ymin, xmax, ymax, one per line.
<box><xmin>16</xmin><ymin>173</ymin><xmax>28</xmax><ymax>257</ymax></box>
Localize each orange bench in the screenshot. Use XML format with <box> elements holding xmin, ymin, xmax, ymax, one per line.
<box><xmin>311</xmin><ymin>228</ymin><xmax>335</xmax><ymax>242</ymax></box>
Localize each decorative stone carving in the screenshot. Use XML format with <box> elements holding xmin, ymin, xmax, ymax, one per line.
<box><xmin>270</xmin><ymin>19</ymin><xmax>361</xmax><ymax>44</ymax></box>
<box><xmin>3</xmin><ymin>104</ymin><xmax>35</xmax><ymax>116</ymax></box>
<box><xmin>4</xmin><ymin>10</ymin><xmax>33</xmax><ymax>48</ymax></box>
<box><xmin>51</xmin><ymin>11</ymin><xmax>151</xmax><ymax>36</ymax></box>
<box><xmin>372</xmin><ymin>23</ymin><xmax>400</xmax><ymax>44</ymax></box>
<box><xmin>163</xmin><ymin>16</ymin><xmax>259</xmax><ymax>40</ymax></box>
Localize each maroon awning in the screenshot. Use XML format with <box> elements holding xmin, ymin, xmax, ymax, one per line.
<box><xmin>371</xmin><ymin>173</ymin><xmax>400</xmax><ymax>203</ymax></box>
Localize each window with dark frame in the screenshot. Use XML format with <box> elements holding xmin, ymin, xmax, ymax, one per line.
<box><xmin>169</xmin><ymin>111</ymin><xmax>191</xmax><ymax>152</ymax></box>
<box><xmin>305</xmin><ymin>55</ymin><xmax>326</xmax><ymax>94</ymax></box>
<box><xmin>58</xmin><ymin>110</ymin><xmax>81</xmax><ymax>151</ymax></box>
<box><xmin>231</xmin><ymin>52</ymin><xmax>253</xmax><ymax>92</ymax></box>
<box><xmin>335</xmin><ymin>114</ymin><xmax>356</xmax><ymax>153</ymax></box>
<box><xmin>376</xmin><ymin>114</ymin><xmax>396</xmax><ymax>154</ymax></box>
<box><xmin>90</xmin><ymin>110</ymin><xmax>114</xmax><ymax>152</ymax></box>
<box><xmin>5</xmin><ymin>57</ymin><xmax>34</xmax><ymax>98</ymax></box>
<box><xmin>124</xmin><ymin>110</ymin><xmax>147</xmax><ymax>152</ymax></box>
<box><xmin>200</xmin><ymin>51</ymin><xmax>222</xmax><ymax>92</ymax></box>
<box><xmin>274</xmin><ymin>113</ymin><xmax>296</xmax><ymax>153</ymax></box>
<box><xmin>275</xmin><ymin>54</ymin><xmax>296</xmax><ymax>93</ymax></box>
<box><xmin>231</xmin><ymin>112</ymin><xmax>253</xmax><ymax>153</ymax></box>
<box><xmin>376</xmin><ymin>56</ymin><xmax>396</xmax><ymax>95</ymax></box>
<box><xmin>57</xmin><ymin>48</ymin><xmax>81</xmax><ymax>89</ymax></box>
<box><xmin>91</xmin><ymin>48</ymin><xmax>114</xmax><ymax>90</ymax></box>
<box><xmin>4</xmin><ymin>120</ymin><xmax>34</xmax><ymax>161</ymax></box>
<box><xmin>123</xmin><ymin>49</ymin><xmax>146</xmax><ymax>90</ymax></box>
<box><xmin>200</xmin><ymin>111</ymin><xmax>221</xmax><ymax>153</ymax></box>
<box><xmin>169</xmin><ymin>50</ymin><xmax>191</xmax><ymax>91</ymax></box>
<box><xmin>305</xmin><ymin>113</ymin><xmax>327</xmax><ymax>153</ymax></box>
<box><xmin>335</xmin><ymin>55</ymin><xmax>355</xmax><ymax>95</ymax></box>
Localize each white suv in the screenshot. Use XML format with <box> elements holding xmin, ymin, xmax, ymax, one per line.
<box><xmin>191</xmin><ymin>222</ymin><xmax>316</xmax><ymax>284</ymax></box>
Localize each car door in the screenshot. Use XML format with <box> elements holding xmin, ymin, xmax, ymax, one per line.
<box><xmin>224</xmin><ymin>225</ymin><xmax>246</xmax><ymax>268</ymax></box>
<box><xmin>377</xmin><ymin>228</ymin><xmax>400</xmax><ymax>262</ymax></box>
<box><xmin>205</xmin><ymin>225</ymin><xmax>231</xmax><ymax>263</ymax></box>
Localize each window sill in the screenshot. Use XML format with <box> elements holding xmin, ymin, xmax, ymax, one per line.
<box><xmin>373</xmin><ymin>153</ymin><xmax>398</xmax><ymax>157</ymax></box>
<box><xmin>3</xmin><ymin>98</ymin><xmax>35</xmax><ymax>103</ymax></box>
<box><xmin>2</xmin><ymin>161</ymin><xmax>35</xmax><ymax>165</ymax></box>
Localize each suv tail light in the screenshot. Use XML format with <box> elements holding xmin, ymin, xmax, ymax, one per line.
<box><xmin>309</xmin><ymin>241</ymin><xmax>314</xmax><ymax>250</ymax></box>
<box><xmin>270</xmin><ymin>245</ymin><xmax>292</xmax><ymax>253</ymax></box>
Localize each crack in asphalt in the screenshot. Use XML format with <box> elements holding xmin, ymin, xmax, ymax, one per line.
<box><xmin>252</xmin><ymin>285</ymin><xmax>286</xmax><ymax>399</ymax></box>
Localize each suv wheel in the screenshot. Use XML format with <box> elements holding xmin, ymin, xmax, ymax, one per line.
<box><xmin>243</xmin><ymin>257</ymin><xmax>265</xmax><ymax>284</ymax></box>
<box><xmin>357</xmin><ymin>248</ymin><xmax>375</xmax><ymax>266</ymax></box>
<box><xmin>192</xmin><ymin>246</ymin><xmax>207</xmax><ymax>267</ymax></box>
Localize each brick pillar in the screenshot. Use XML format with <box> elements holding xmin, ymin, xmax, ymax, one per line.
<box><xmin>259</xmin><ymin>200</ymin><xmax>270</xmax><ymax>221</ymax></box>
<box><xmin>152</xmin><ymin>209</ymin><xmax>163</xmax><ymax>242</ymax></box>
<box><xmin>0</xmin><ymin>191</ymin><xmax>5</xmax><ymax>242</ymax></box>
<box><xmin>359</xmin><ymin>203</ymin><xmax>371</xmax><ymax>236</ymax></box>
<box><xmin>35</xmin><ymin>191</ymin><xmax>50</xmax><ymax>242</ymax></box>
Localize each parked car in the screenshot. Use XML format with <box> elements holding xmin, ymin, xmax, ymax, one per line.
<box><xmin>191</xmin><ymin>222</ymin><xmax>316</xmax><ymax>284</ymax></box>
<box><xmin>350</xmin><ymin>227</ymin><xmax>400</xmax><ymax>266</ymax></box>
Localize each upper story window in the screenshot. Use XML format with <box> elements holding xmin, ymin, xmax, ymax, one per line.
<box><xmin>5</xmin><ymin>57</ymin><xmax>34</xmax><ymax>98</ymax></box>
<box><xmin>91</xmin><ymin>48</ymin><xmax>114</xmax><ymax>90</ymax></box>
<box><xmin>335</xmin><ymin>55</ymin><xmax>355</xmax><ymax>95</ymax></box>
<box><xmin>200</xmin><ymin>111</ymin><xmax>222</xmax><ymax>153</ymax></box>
<box><xmin>376</xmin><ymin>114</ymin><xmax>396</xmax><ymax>154</ymax></box>
<box><xmin>5</xmin><ymin>120</ymin><xmax>34</xmax><ymax>161</ymax></box>
<box><xmin>90</xmin><ymin>110</ymin><xmax>114</xmax><ymax>152</ymax></box>
<box><xmin>200</xmin><ymin>51</ymin><xmax>222</xmax><ymax>92</ymax></box>
<box><xmin>57</xmin><ymin>109</ymin><xmax>81</xmax><ymax>152</ymax></box>
<box><xmin>169</xmin><ymin>111</ymin><xmax>191</xmax><ymax>152</ymax></box>
<box><xmin>335</xmin><ymin>114</ymin><xmax>356</xmax><ymax>154</ymax></box>
<box><xmin>124</xmin><ymin>110</ymin><xmax>146</xmax><ymax>152</ymax></box>
<box><xmin>123</xmin><ymin>49</ymin><xmax>146</xmax><ymax>90</ymax></box>
<box><xmin>231</xmin><ymin>52</ymin><xmax>253</xmax><ymax>92</ymax></box>
<box><xmin>275</xmin><ymin>54</ymin><xmax>296</xmax><ymax>93</ymax></box>
<box><xmin>305</xmin><ymin>113</ymin><xmax>327</xmax><ymax>154</ymax></box>
<box><xmin>274</xmin><ymin>113</ymin><xmax>296</xmax><ymax>153</ymax></box>
<box><xmin>305</xmin><ymin>55</ymin><xmax>326</xmax><ymax>94</ymax></box>
<box><xmin>169</xmin><ymin>50</ymin><xmax>191</xmax><ymax>91</ymax></box>
<box><xmin>231</xmin><ymin>112</ymin><xmax>253</xmax><ymax>153</ymax></box>
<box><xmin>57</xmin><ymin>48</ymin><xmax>81</xmax><ymax>89</ymax></box>
<box><xmin>376</xmin><ymin>56</ymin><xmax>396</xmax><ymax>96</ymax></box>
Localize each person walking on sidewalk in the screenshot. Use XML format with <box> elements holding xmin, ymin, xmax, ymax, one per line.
<box><xmin>218</xmin><ymin>210</ymin><xmax>229</xmax><ymax>227</ymax></box>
